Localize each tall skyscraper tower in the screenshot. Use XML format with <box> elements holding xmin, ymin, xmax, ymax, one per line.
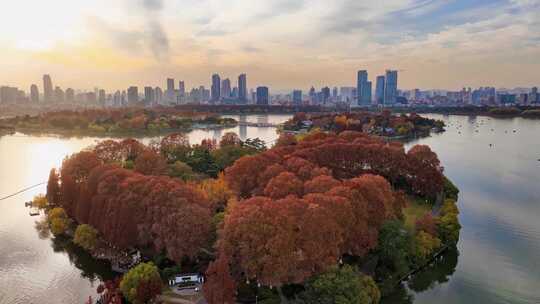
<box><xmin>128</xmin><ymin>86</ymin><xmax>139</xmax><ymax>104</ymax></box>
<box><xmin>221</xmin><ymin>78</ymin><xmax>232</xmax><ymax>98</ymax></box>
<box><xmin>178</xmin><ymin>81</ymin><xmax>185</xmax><ymax>95</ymax></box>
<box><xmin>43</xmin><ymin>74</ymin><xmax>53</xmax><ymax>103</ymax></box>
<box><xmin>375</xmin><ymin>76</ymin><xmax>385</xmax><ymax>105</ymax></box>
<box><xmin>144</xmin><ymin>87</ymin><xmax>155</xmax><ymax>106</ymax></box>
<box><xmin>211</xmin><ymin>74</ymin><xmax>221</xmax><ymax>102</ymax></box>
<box><xmin>292</xmin><ymin>90</ymin><xmax>302</xmax><ymax>105</ymax></box>
<box><xmin>65</xmin><ymin>88</ymin><xmax>75</xmax><ymax>103</ymax></box>
<box><xmin>256</xmin><ymin>86</ymin><xmax>269</xmax><ymax>105</ymax></box>
<box><xmin>238</xmin><ymin>74</ymin><xmax>247</xmax><ymax>103</ymax></box>
<box><xmin>167</xmin><ymin>78</ymin><xmax>175</xmax><ymax>92</ymax></box>
<box><xmin>384</xmin><ymin>70</ymin><xmax>398</xmax><ymax>105</ymax></box>
<box><xmin>357</xmin><ymin>70</ymin><xmax>371</xmax><ymax>106</ymax></box>
<box><xmin>30</xmin><ymin>84</ymin><xmax>39</xmax><ymax>103</ymax></box>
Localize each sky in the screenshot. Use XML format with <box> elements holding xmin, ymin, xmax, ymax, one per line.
<box><xmin>0</xmin><ymin>0</ymin><xmax>539</xmax><ymax>92</ymax></box>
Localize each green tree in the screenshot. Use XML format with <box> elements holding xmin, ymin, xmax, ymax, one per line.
<box><xmin>74</xmin><ymin>224</ymin><xmax>99</xmax><ymax>250</ymax></box>
<box><xmin>297</xmin><ymin>265</ymin><xmax>380</xmax><ymax>304</ymax></box>
<box><xmin>120</xmin><ymin>262</ymin><xmax>162</xmax><ymax>304</ymax></box>
<box><xmin>187</xmin><ymin>146</ymin><xmax>219</xmax><ymax>177</ymax></box>
<box><xmin>212</xmin><ymin>145</ymin><xmax>254</xmax><ymax>171</ymax></box>
<box><xmin>168</xmin><ymin>161</ymin><xmax>194</xmax><ymax>181</ymax></box>
<box><xmin>376</xmin><ymin>220</ymin><xmax>412</xmax><ymax>279</ymax></box>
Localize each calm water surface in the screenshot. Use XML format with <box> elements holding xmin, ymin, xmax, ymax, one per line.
<box><xmin>0</xmin><ymin>114</ymin><xmax>539</xmax><ymax>303</ymax></box>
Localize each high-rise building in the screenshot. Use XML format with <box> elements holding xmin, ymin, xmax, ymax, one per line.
<box><xmin>332</xmin><ymin>87</ymin><xmax>338</xmax><ymax>99</ymax></box>
<box><xmin>292</xmin><ymin>90</ymin><xmax>302</xmax><ymax>105</ymax></box>
<box><xmin>65</xmin><ymin>88</ymin><xmax>75</xmax><ymax>103</ymax></box>
<box><xmin>155</xmin><ymin>87</ymin><xmax>163</xmax><ymax>104</ymax></box>
<box><xmin>54</xmin><ymin>86</ymin><xmax>65</xmax><ymax>103</ymax></box>
<box><xmin>339</xmin><ymin>87</ymin><xmax>356</xmax><ymax>103</ymax></box>
<box><xmin>211</xmin><ymin>74</ymin><xmax>221</xmax><ymax>102</ymax></box>
<box><xmin>357</xmin><ymin>70</ymin><xmax>371</xmax><ymax>106</ymax></box>
<box><xmin>384</xmin><ymin>70</ymin><xmax>398</xmax><ymax>105</ymax></box>
<box><xmin>178</xmin><ymin>81</ymin><xmax>185</xmax><ymax>96</ymax></box>
<box><xmin>167</xmin><ymin>78</ymin><xmax>175</xmax><ymax>92</ymax></box>
<box><xmin>98</xmin><ymin>89</ymin><xmax>106</xmax><ymax>104</ymax></box>
<box><xmin>30</xmin><ymin>84</ymin><xmax>39</xmax><ymax>103</ymax></box>
<box><xmin>127</xmin><ymin>86</ymin><xmax>139</xmax><ymax>104</ymax></box>
<box><xmin>530</xmin><ymin>87</ymin><xmax>539</xmax><ymax>104</ymax></box>
<box><xmin>256</xmin><ymin>86</ymin><xmax>269</xmax><ymax>105</ymax></box>
<box><xmin>43</xmin><ymin>74</ymin><xmax>53</xmax><ymax>103</ymax></box>
<box><xmin>321</xmin><ymin>87</ymin><xmax>331</xmax><ymax>104</ymax></box>
<box><xmin>238</xmin><ymin>74</ymin><xmax>247</xmax><ymax>103</ymax></box>
<box><xmin>375</xmin><ymin>76</ymin><xmax>385</xmax><ymax>104</ymax></box>
<box><xmin>144</xmin><ymin>87</ymin><xmax>155</xmax><ymax>105</ymax></box>
<box><xmin>0</xmin><ymin>86</ymin><xmax>18</xmax><ymax>103</ymax></box>
<box><xmin>221</xmin><ymin>78</ymin><xmax>232</xmax><ymax>98</ymax></box>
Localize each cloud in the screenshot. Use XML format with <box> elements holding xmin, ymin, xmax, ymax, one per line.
<box><xmin>137</xmin><ymin>0</ymin><xmax>170</xmax><ymax>61</ymax></box>
<box><xmin>242</xmin><ymin>46</ymin><xmax>263</xmax><ymax>53</ymax></box>
<box><xmin>141</xmin><ymin>0</ymin><xmax>164</xmax><ymax>11</ymax></box>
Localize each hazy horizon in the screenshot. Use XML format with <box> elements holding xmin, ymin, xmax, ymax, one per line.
<box><xmin>1</xmin><ymin>0</ymin><xmax>539</xmax><ymax>92</ymax></box>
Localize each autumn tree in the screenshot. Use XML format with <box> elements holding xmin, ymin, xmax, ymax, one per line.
<box><xmin>32</xmin><ymin>194</ymin><xmax>48</xmax><ymax>209</ymax></box>
<box><xmin>275</xmin><ymin>133</ymin><xmax>297</xmax><ymax>147</ymax></box>
<box><xmin>159</xmin><ymin>133</ymin><xmax>191</xmax><ymax>162</ymax></box>
<box><xmin>221</xmin><ymin>196</ymin><xmax>343</xmax><ymax>287</ymax></box>
<box><xmin>406</xmin><ymin>145</ymin><xmax>444</xmax><ymax>198</ymax></box>
<box><xmin>220</xmin><ymin>132</ymin><xmax>242</xmax><ymax>147</ymax></box>
<box><xmin>120</xmin><ymin>262</ymin><xmax>162</xmax><ymax>304</ymax></box>
<box><xmin>46</xmin><ymin>169</ymin><xmax>61</xmax><ymax>206</ymax></box>
<box><xmin>415</xmin><ymin>213</ymin><xmax>438</xmax><ymax>237</ymax></box>
<box><xmin>204</xmin><ymin>254</ymin><xmax>237</xmax><ymax>304</ymax></box>
<box><xmin>414</xmin><ymin>231</ymin><xmax>442</xmax><ymax>263</ymax></box>
<box><xmin>74</xmin><ymin>224</ymin><xmax>99</xmax><ymax>250</ymax></box>
<box><xmin>48</xmin><ymin>207</ymin><xmax>70</xmax><ymax>235</ymax></box>
<box><xmin>134</xmin><ymin>150</ymin><xmax>168</xmax><ymax>176</ymax></box>
<box><xmin>263</xmin><ymin>171</ymin><xmax>304</xmax><ymax>199</ymax></box>
<box><xmin>199</xmin><ymin>174</ymin><xmax>234</xmax><ymax>212</ymax></box>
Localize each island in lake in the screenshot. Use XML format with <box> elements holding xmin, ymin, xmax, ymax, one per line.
<box><xmin>0</xmin><ymin>107</ymin><xmax>238</xmax><ymax>137</ymax></box>
<box><xmin>30</xmin><ymin>124</ymin><xmax>460</xmax><ymax>304</ymax></box>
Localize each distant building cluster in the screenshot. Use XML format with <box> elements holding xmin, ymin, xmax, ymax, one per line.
<box><xmin>0</xmin><ymin>72</ymin><xmax>538</xmax><ymax>108</ymax></box>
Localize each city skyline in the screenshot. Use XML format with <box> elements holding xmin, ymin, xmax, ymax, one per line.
<box><xmin>0</xmin><ymin>0</ymin><xmax>539</xmax><ymax>91</ymax></box>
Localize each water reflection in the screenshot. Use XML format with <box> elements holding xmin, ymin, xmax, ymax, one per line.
<box><xmin>407</xmin><ymin>247</ymin><xmax>459</xmax><ymax>293</ymax></box>
<box><xmin>32</xmin><ymin>217</ymin><xmax>117</xmax><ymax>287</ymax></box>
<box><xmin>382</xmin><ymin>248</ymin><xmax>460</xmax><ymax>304</ymax></box>
<box><xmin>49</xmin><ymin>236</ymin><xmax>116</xmax><ymax>283</ymax></box>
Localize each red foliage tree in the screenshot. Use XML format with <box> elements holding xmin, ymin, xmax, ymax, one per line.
<box><xmin>135</xmin><ymin>276</ymin><xmax>162</xmax><ymax>304</ymax></box>
<box><xmin>220</xmin><ymin>132</ymin><xmax>242</xmax><ymax>147</ymax></box>
<box><xmin>406</xmin><ymin>145</ymin><xmax>444</xmax><ymax>198</ymax></box>
<box><xmin>303</xmin><ymin>175</ymin><xmax>341</xmax><ymax>194</ymax></box>
<box><xmin>204</xmin><ymin>254</ymin><xmax>237</xmax><ymax>304</ymax></box>
<box><xmin>46</xmin><ymin>168</ymin><xmax>61</xmax><ymax>206</ymax></box>
<box><xmin>263</xmin><ymin>171</ymin><xmax>303</xmax><ymax>199</ymax></box>
<box><xmin>275</xmin><ymin>133</ymin><xmax>297</xmax><ymax>147</ymax></box>
<box><xmin>134</xmin><ymin>150</ymin><xmax>168</xmax><ymax>176</ymax></box>
<box><xmin>416</xmin><ymin>213</ymin><xmax>438</xmax><ymax>237</ymax></box>
<box><xmin>222</xmin><ymin>196</ymin><xmax>343</xmax><ymax>286</ymax></box>
<box><xmin>159</xmin><ymin>133</ymin><xmax>190</xmax><ymax>162</ymax></box>
<box><xmin>93</xmin><ymin>140</ymin><xmax>124</xmax><ymax>163</ymax></box>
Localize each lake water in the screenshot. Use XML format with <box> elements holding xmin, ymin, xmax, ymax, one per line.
<box><xmin>0</xmin><ymin>114</ymin><xmax>539</xmax><ymax>304</ymax></box>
